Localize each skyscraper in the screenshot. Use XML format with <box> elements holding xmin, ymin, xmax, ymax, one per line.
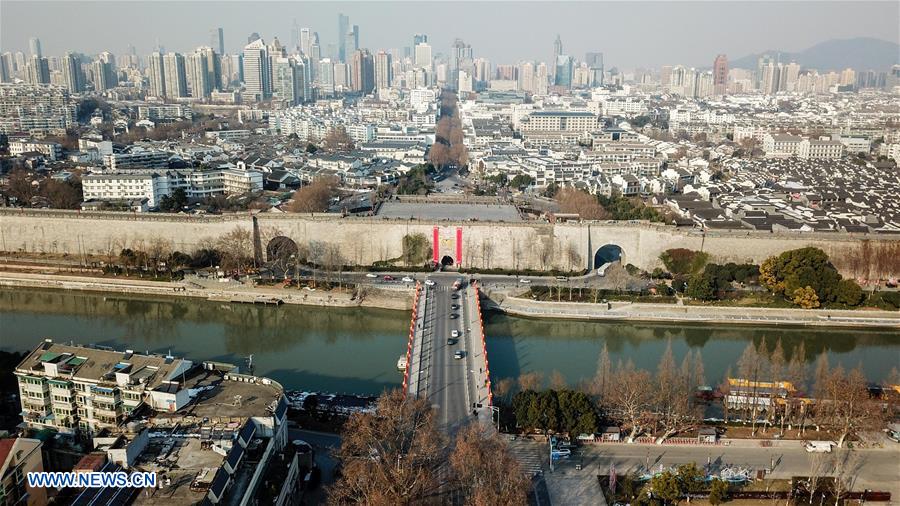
<box><xmin>318</xmin><ymin>58</ymin><xmax>335</xmax><ymax>96</ymax></box>
<box><xmin>290</xmin><ymin>20</ymin><xmax>300</xmax><ymax>52</ymax></box>
<box><xmin>273</xmin><ymin>56</ymin><xmax>306</xmax><ymax>105</ymax></box>
<box><xmin>713</xmin><ymin>54</ymin><xmax>728</xmax><ymax>95</ymax></box>
<box><xmin>162</xmin><ymin>52</ymin><xmax>187</xmax><ymax>98</ymax></box>
<box><xmin>517</xmin><ymin>61</ymin><xmax>535</xmax><ymax>92</ymax></box>
<box><xmin>554</xmin><ymin>55</ymin><xmax>573</xmax><ymax>88</ymax></box>
<box><xmin>187</xmin><ymin>50</ymin><xmax>210</xmax><ymax>98</ymax></box>
<box><xmin>413</xmin><ymin>33</ymin><xmax>428</xmax><ymax>47</ymax></box>
<box><xmin>337</xmin><ymin>13</ymin><xmax>350</xmax><ymax>61</ymax></box>
<box><xmin>210</xmin><ymin>28</ymin><xmax>225</xmax><ymax>56</ymax></box>
<box><xmin>374</xmin><ymin>50</ymin><xmax>392</xmax><ymax>90</ymax></box>
<box><xmin>350</xmin><ymin>49</ymin><xmax>374</xmax><ymax>94</ymax></box>
<box><xmin>26</xmin><ymin>55</ymin><xmax>50</xmax><ymax>85</ymax></box>
<box><xmin>586</xmin><ymin>52</ymin><xmax>604</xmax><ymax>86</ymax></box>
<box><xmin>552</xmin><ymin>34</ymin><xmax>562</xmax><ymax>82</ymax></box>
<box><xmin>344</xmin><ymin>25</ymin><xmax>359</xmax><ymax>61</ymax></box>
<box><xmin>91</xmin><ymin>60</ymin><xmax>114</xmax><ymax>91</ymax></box>
<box><xmin>29</xmin><ymin>37</ymin><xmax>42</xmax><ymax>58</ymax></box>
<box><xmin>243</xmin><ymin>39</ymin><xmax>270</xmax><ymax>100</ymax></box>
<box><xmin>61</xmin><ymin>52</ymin><xmax>83</xmax><ymax>93</ymax></box>
<box><xmin>414</xmin><ymin>43</ymin><xmax>432</xmax><ymax>69</ymax></box>
<box><xmin>300</xmin><ymin>28</ymin><xmax>311</xmax><ymax>55</ymax></box>
<box><xmin>148</xmin><ymin>51</ymin><xmax>166</xmax><ymax>97</ymax></box>
<box><xmin>197</xmin><ymin>46</ymin><xmax>221</xmax><ymax>92</ymax></box>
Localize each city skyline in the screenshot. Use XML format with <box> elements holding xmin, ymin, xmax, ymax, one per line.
<box><xmin>2</xmin><ymin>1</ymin><xmax>897</xmax><ymax>70</ymax></box>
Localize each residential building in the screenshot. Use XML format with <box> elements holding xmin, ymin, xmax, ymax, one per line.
<box><xmin>148</xmin><ymin>52</ymin><xmax>166</xmax><ymax>98</ymax></box>
<box><xmin>374</xmin><ymin>50</ymin><xmax>392</xmax><ymax>90</ymax></box>
<box><xmin>713</xmin><ymin>54</ymin><xmax>728</xmax><ymax>95</ymax></box>
<box><xmin>0</xmin><ymin>438</ymin><xmax>46</xmax><ymax>506</ymax></box>
<box><xmin>9</xmin><ymin>139</ymin><xmax>63</xmax><ymax>160</ymax></box>
<box><xmin>162</xmin><ymin>52</ymin><xmax>188</xmax><ymax>98</ymax></box>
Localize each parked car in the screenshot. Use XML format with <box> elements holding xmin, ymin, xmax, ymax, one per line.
<box><xmin>805</xmin><ymin>441</ymin><xmax>834</xmax><ymax>453</ymax></box>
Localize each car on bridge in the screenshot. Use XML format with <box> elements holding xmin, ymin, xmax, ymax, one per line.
<box><xmin>451</xmin><ymin>330</ymin><xmax>460</xmax><ymax>338</ymax></box>
<box><xmin>402</xmin><ymin>276</ymin><xmax>414</xmax><ymax>282</ymax></box>
<box><xmin>383</xmin><ymin>275</ymin><xmax>394</xmax><ymax>281</ymax></box>
<box><xmin>425</xmin><ymin>279</ymin><xmax>435</xmax><ymax>286</ymax></box>
<box><xmin>365</xmin><ymin>273</ymin><xmax>378</xmax><ymax>278</ymax></box>
<box><xmin>449</xmin><ymin>313</ymin><xmax>459</xmax><ymax>319</ymax></box>
<box><xmin>453</xmin><ymin>350</ymin><xmax>465</xmax><ymax>360</ymax></box>
<box><xmin>451</xmin><ymin>303</ymin><xmax>460</xmax><ymax>310</ymax></box>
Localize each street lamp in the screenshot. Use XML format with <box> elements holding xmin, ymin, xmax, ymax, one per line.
<box><xmin>489</xmin><ymin>406</ymin><xmax>500</xmax><ymax>431</ymax></box>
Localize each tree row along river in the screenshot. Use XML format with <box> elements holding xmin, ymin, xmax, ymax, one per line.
<box><xmin>0</xmin><ymin>287</ymin><xmax>897</xmax><ymax>394</ymax></box>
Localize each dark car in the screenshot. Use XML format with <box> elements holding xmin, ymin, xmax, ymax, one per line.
<box><xmin>449</xmin><ymin>313</ymin><xmax>459</xmax><ymax>319</ymax></box>
<box><xmin>450</xmin><ymin>303</ymin><xmax>460</xmax><ymax>310</ymax></box>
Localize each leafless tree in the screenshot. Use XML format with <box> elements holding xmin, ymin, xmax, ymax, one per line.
<box><xmin>450</xmin><ymin>423</ymin><xmax>531</xmax><ymax>506</ymax></box>
<box><xmin>518</xmin><ymin>371</ymin><xmax>544</xmax><ymax>392</ymax></box>
<box><xmin>608</xmin><ymin>360</ymin><xmax>653</xmax><ymax>442</ymax></box>
<box><xmin>328</xmin><ymin>390</ymin><xmax>445</xmax><ymax>505</ymax></box>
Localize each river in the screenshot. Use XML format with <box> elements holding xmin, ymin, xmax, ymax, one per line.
<box><xmin>1</xmin><ymin>288</ymin><xmax>897</xmax><ymax>394</ymax></box>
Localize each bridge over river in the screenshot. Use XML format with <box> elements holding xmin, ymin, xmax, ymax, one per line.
<box><xmin>402</xmin><ymin>275</ymin><xmax>494</xmax><ymax>433</ymax></box>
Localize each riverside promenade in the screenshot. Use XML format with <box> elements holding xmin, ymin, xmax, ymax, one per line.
<box><xmin>486</xmin><ymin>290</ymin><xmax>900</xmax><ymax>328</ymax></box>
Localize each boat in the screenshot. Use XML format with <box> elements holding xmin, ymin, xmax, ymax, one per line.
<box><xmin>396</xmin><ymin>355</ymin><xmax>408</xmax><ymax>372</ymax></box>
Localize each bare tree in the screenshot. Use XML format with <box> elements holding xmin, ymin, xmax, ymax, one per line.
<box><xmin>451</xmin><ymin>423</ymin><xmax>531</xmax><ymax>506</ymax></box>
<box><xmin>328</xmin><ymin>390</ymin><xmax>445</xmax><ymax>505</ymax></box>
<box><xmin>653</xmin><ymin>341</ymin><xmax>700</xmax><ymax>443</ymax></box>
<box><xmin>549</xmin><ymin>370</ymin><xmax>567</xmax><ymax>391</ymax></box>
<box><xmin>288</xmin><ymin>177</ymin><xmax>338</xmax><ymax>213</ymax></box>
<box><xmin>608</xmin><ymin>360</ymin><xmax>653</xmax><ymax>442</ymax></box>
<box><xmin>518</xmin><ymin>371</ymin><xmax>544</xmax><ymax>392</ymax></box>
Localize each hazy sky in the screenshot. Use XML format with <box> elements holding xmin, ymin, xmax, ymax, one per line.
<box><xmin>2</xmin><ymin>1</ymin><xmax>898</xmax><ymax>68</ymax></box>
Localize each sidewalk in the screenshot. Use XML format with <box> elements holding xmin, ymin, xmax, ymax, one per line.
<box><xmin>465</xmin><ymin>283</ymin><xmax>494</xmax><ymax>429</ymax></box>
<box><xmin>488</xmin><ymin>291</ymin><xmax>900</xmax><ymax>328</ymax></box>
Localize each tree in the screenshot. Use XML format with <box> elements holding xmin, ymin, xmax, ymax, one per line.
<box><xmin>328</xmin><ymin>390</ymin><xmax>444</xmax><ymax>505</ymax></box>
<box><xmin>685</xmin><ymin>272</ymin><xmax>716</xmax><ymax>300</ymax></box>
<box><xmin>760</xmin><ymin>247</ymin><xmax>843</xmax><ymax>306</ymax></box>
<box><xmin>509</xmin><ymin>174</ymin><xmax>534</xmax><ymax>189</ymax></box>
<box><xmin>323</xmin><ymin>125</ymin><xmax>354</xmax><ymax>152</ymax></box>
<box><xmin>401</xmin><ymin>233</ymin><xmax>432</xmax><ymax>266</ymax></box>
<box><xmin>215</xmin><ymin>227</ymin><xmax>255</xmax><ymax>272</ymax></box>
<box><xmin>834</xmin><ymin>279</ymin><xmax>863</xmax><ymax>306</ymax></box>
<box><xmin>792</xmin><ymin>286</ymin><xmax>820</xmax><ymax>309</ymax></box>
<box><xmin>159</xmin><ymin>188</ymin><xmax>188</xmax><ymax>212</ymax></box>
<box><xmin>708</xmin><ymin>478</ymin><xmax>729</xmax><ymax>505</ymax></box>
<box><xmin>288</xmin><ymin>177</ymin><xmax>337</xmax><ymax>213</ymax></box>
<box><xmin>518</xmin><ymin>371</ymin><xmax>544</xmax><ymax>392</ymax></box>
<box><xmin>555</xmin><ymin>187</ymin><xmax>609</xmax><ymax>220</ymax></box>
<box><xmin>659</xmin><ymin>248</ymin><xmax>709</xmax><ymax>276</ymax></box>
<box><xmin>6</xmin><ymin>168</ymin><xmax>35</xmax><ymax>204</ymax></box>
<box><xmin>647</xmin><ymin>470</ymin><xmax>682</xmax><ymax>504</ymax></box>
<box><xmin>450</xmin><ymin>424</ymin><xmax>531</xmax><ymax>506</ymax></box>
<box><xmin>40</xmin><ymin>178</ymin><xmax>82</xmax><ymax>209</ymax></box>
<box><xmin>654</xmin><ymin>341</ymin><xmax>700</xmax><ymax>443</ymax></box>
<box><xmin>609</xmin><ymin>361</ymin><xmax>653</xmax><ymax>442</ymax></box>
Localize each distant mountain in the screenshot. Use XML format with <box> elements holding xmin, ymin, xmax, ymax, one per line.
<box><xmin>729</xmin><ymin>37</ymin><xmax>900</xmax><ymax>71</ymax></box>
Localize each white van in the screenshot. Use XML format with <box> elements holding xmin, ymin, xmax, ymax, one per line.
<box><xmin>805</xmin><ymin>441</ymin><xmax>834</xmax><ymax>453</ymax></box>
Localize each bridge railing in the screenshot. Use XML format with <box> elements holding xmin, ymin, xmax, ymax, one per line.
<box><xmin>472</xmin><ymin>282</ymin><xmax>492</xmax><ymax>408</ymax></box>
<box><xmin>402</xmin><ymin>281</ymin><xmax>421</xmax><ymax>395</ymax></box>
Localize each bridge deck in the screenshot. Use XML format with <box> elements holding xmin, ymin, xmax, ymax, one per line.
<box><xmin>406</xmin><ymin>276</ymin><xmax>493</xmax><ymax>433</ymax></box>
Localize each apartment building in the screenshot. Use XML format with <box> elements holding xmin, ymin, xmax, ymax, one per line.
<box><xmin>15</xmin><ymin>341</ymin><xmax>193</xmax><ymax>435</ymax></box>
<box><xmin>0</xmin><ymin>438</ymin><xmax>46</xmax><ymax>506</ymax></box>
<box><xmin>103</xmin><ymin>149</ymin><xmax>171</xmax><ymax>170</ymax></box>
<box><xmin>83</xmin><ymin>167</ymin><xmax>263</xmax><ymax>206</ymax></box>
<box><xmin>9</xmin><ymin>139</ymin><xmax>63</xmax><ymax>160</ymax></box>
<box><xmin>519</xmin><ymin>110</ymin><xmax>598</xmax><ymax>133</ymax></box>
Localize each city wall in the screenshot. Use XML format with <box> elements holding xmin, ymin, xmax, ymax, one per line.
<box><xmin>0</xmin><ymin>209</ymin><xmax>893</xmax><ymax>274</ymax></box>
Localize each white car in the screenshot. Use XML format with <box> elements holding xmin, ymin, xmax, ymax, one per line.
<box><xmin>551</xmin><ymin>448</ymin><xmax>571</xmax><ymax>457</ymax></box>
<box><xmin>424</xmin><ymin>279</ymin><xmax>436</xmax><ymax>286</ymax></box>
<box><xmin>451</xmin><ymin>330</ymin><xmax>460</xmax><ymax>338</ymax></box>
<box><xmin>402</xmin><ymin>276</ymin><xmax>414</xmax><ymax>282</ymax></box>
<box><xmin>365</xmin><ymin>273</ymin><xmax>378</xmax><ymax>278</ymax></box>
<box><xmin>519</xmin><ymin>278</ymin><xmax>531</xmax><ymax>283</ymax></box>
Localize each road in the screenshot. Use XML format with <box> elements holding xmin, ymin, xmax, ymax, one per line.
<box><xmin>506</xmin><ymin>439</ymin><xmax>900</xmax><ymax>505</ymax></box>
<box><xmin>417</xmin><ymin>275</ymin><xmax>479</xmax><ymax>435</ymax></box>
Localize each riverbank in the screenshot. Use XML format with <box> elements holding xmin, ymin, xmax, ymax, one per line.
<box><xmin>0</xmin><ymin>270</ymin><xmax>413</xmax><ymax>311</ymax></box>
<box><xmin>3</xmin><ymin>269</ymin><xmax>899</xmax><ymax>328</ymax></box>
<box><xmin>485</xmin><ymin>290</ymin><xmax>900</xmax><ymax>329</ymax></box>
